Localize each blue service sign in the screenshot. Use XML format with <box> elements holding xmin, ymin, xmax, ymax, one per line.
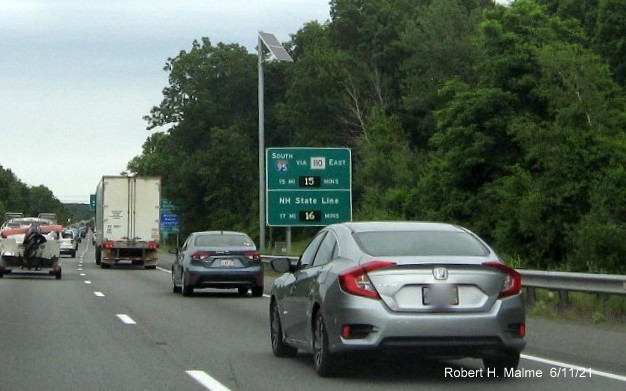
<box><xmin>160</xmin><ymin>212</ymin><xmax>180</xmax><ymax>227</ymax></box>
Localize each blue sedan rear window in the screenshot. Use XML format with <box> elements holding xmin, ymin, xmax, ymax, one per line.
<box><xmin>354</xmin><ymin>231</ymin><xmax>489</xmax><ymax>257</ymax></box>
<box><xmin>194</xmin><ymin>234</ymin><xmax>255</xmax><ymax>248</ymax></box>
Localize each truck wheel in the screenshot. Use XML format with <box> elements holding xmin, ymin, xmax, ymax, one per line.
<box><xmin>95</xmin><ymin>246</ymin><xmax>101</xmax><ymax>265</ymax></box>
<box><xmin>55</xmin><ymin>271</ymin><xmax>62</xmax><ymax>280</ymax></box>
<box><xmin>100</xmin><ymin>262</ymin><xmax>111</xmax><ymax>269</ymax></box>
<box><xmin>145</xmin><ymin>265</ymin><xmax>157</xmax><ymax>270</ymax></box>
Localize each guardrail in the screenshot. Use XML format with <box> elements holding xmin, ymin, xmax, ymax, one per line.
<box><xmin>261</xmin><ymin>255</ymin><xmax>626</xmax><ymax>305</ymax></box>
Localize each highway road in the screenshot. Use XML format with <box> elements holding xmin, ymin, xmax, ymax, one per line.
<box><xmin>1</xmin><ymin>240</ymin><xmax>625</xmax><ymax>391</ymax></box>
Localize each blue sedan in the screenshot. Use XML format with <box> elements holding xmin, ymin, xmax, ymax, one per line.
<box><xmin>171</xmin><ymin>231</ymin><xmax>263</xmax><ymax>297</ymax></box>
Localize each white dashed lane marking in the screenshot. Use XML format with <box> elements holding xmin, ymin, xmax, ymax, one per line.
<box><xmin>186</xmin><ymin>370</ymin><xmax>232</xmax><ymax>391</ymax></box>
<box><xmin>116</xmin><ymin>314</ymin><xmax>136</xmax><ymax>325</ymax></box>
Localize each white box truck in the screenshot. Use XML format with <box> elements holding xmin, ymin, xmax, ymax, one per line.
<box><xmin>94</xmin><ymin>176</ymin><xmax>161</xmax><ymax>269</ymax></box>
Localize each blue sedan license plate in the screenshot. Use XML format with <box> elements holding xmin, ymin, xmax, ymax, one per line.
<box><xmin>219</xmin><ymin>259</ymin><xmax>235</xmax><ymax>267</ymax></box>
<box><xmin>422</xmin><ymin>285</ymin><xmax>459</xmax><ymax>306</ymax></box>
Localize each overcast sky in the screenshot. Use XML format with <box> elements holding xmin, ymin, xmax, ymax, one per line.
<box><xmin>0</xmin><ymin>0</ymin><xmax>330</xmax><ymax>203</ymax></box>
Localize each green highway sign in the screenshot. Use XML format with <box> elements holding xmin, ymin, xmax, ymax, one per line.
<box><xmin>266</xmin><ymin>147</ymin><xmax>352</xmax><ymax>226</ymax></box>
<box><xmin>161</xmin><ymin>198</ymin><xmax>177</xmax><ymax>213</ymax></box>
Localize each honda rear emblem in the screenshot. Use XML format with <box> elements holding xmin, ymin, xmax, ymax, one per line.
<box><xmin>433</xmin><ymin>267</ymin><xmax>448</xmax><ymax>280</ymax></box>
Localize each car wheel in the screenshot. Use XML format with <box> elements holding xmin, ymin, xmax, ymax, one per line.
<box><xmin>483</xmin><ymin>349</ymin><xmax>520</xmax><ymax>376</ymax></box>
<box><xmin>145</xmin><ymin>265</ymin><xmax>156</xmax><ymax>270</ymax></box>
<box><xmin>251</xmin><ymin>286</ymin><xmax>264</xmax><ymax>297</ymax></box>
<box><xmin>181</xmin><ymin>270</ymin><xmax>194</xmax><ymax>296</ymax></box>
<box><xmin>55</xmin><ymin>270</ymin><xmax>62</xmax><ymax>280</ymax></box>
<box><xmin>270</xmin><ymin>300</ymin><xmax>297</xmax><ymax>357</ymax></box>
<box><xmin>313</xmin><ymin>311</ymin><xmax>338</xmax><ymax>377</ymax></box>
<box><xmin>100</xmin><ymin>262</ymin><xmax>110</xmax><ymax>269</ymax></box>
<box><xmin>71</xmin><ymin>251</ymin><xmax>76</xmax><ymax>258</ymax></box>
<box><xmin>172</xmin><ymin>271</ymin><xmax>181</xmax><ymax>294</ymax></box>
<box><xmin>238</xmin><ymin>287</ymin><xmax>248</xmax><ymax>296</ymax></box>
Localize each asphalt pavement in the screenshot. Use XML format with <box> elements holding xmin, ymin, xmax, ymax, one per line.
<box><xmin>0</xmin><ymin>241</ymin><xmax>624</xmax><ymax>390</ymax></box>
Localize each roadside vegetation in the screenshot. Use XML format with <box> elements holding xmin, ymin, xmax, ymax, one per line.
<box><xmin>127</xmin><ymin>0</ymin><xmax>626</xmax><ymax>275</ymax></box>
<box><xmin>0</xmin><ymin>166</ymin><xmax>73</xmax><ymax>223</ymax></box>
<box><xmin>526</xmin><ymin>289</ymin><xmax>626</xmax><ymax>329</ymax></box>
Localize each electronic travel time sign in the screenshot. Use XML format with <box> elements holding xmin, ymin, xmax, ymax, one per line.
<box><xmin>266</xmin><ymin>147</ymin><xmax>352</xmax><ymax>227</ymax></box>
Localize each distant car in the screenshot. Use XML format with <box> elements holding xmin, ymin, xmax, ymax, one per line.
<box><xmin>171</xmin><ymin>231</ymin><xmax>263</xmax><ymax>297</ymax></box>
<box><xmin>59</xmin><ymin>229</ymin><xmax>77</xmax><ymax>258</ymax></box>
<box><xmin>71</xmin><ymin>227</ymin><xmax>81</xmax><ymax>243</ymax></box>
<box><xmin>268</xmin><ymin>221</ymin><xmax>526</xmax><ymax>377</ymax></box>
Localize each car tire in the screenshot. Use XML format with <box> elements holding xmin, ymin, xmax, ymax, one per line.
<box><xmin>145</xmin><ymin>265</ymin><xmax>156</xmax><ymax>270</ymax></box>
<box><xmin>238</xmin><ymin>287</ymin><xmax>248</xmax><ymax>296</ymax></box>
<box><xmin>251</xmin><ymin>286</ymin><xmax>264</xmax><ymax>297</ymax></box>
<box><xmin>270</xmin><ymin>300</ymin><xmax>297</xmax><ymax>358</ymax></box>
<box><xmin>172</xmin><ymin>271</ymin><xmax>181</xmax><ymax>294</ymax></box>
<box><xmin>100</xmin><ymin>262</ymin><xmax>110</xmax><ymax>269</ymax></box>
<box><xmin>313</xmin><ymin>311</ymin><xmax>339</xmax><ymax>377</ymax></box>
<box><xmin>181</xmin><ymin>270</ymin><xmax>194</xmax><ymax>296</ymax></box>
<box><xmin>71</xmin><ymin>251</ymin><xmax>76</xmax><ymax>258</ymax></box>
<box><xmin>55</xmin><ymin>270</ymin><xmax>62</xmax><ymax>280</ymax></box>
<box><xmin>483</xmin><ymin>349</ymin><xmax>520</xmax><ymax>376</ymax></box>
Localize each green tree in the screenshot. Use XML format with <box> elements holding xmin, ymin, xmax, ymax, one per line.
<box><xmin>594</xmin><ymin>0</ymin><xmax>626</xmax><ymax>86</ymax></box>
<box><xmin>135</xmin><ymin>39</ymin><xmax>260</xmax><ymax>237</ymax></box>
<box><xmin>400</xmin><ymin>0</ymin><xmax>489</xmax><ymax>148</ymax></box>
<box><xmin>276</xmin><ymin>22</ymin><xmax>352</xmax><ymax>146</ymax></box>
<box><xmin>353</xmin><ymin>109</ymin><xmax>416</xmax><ymax>219</ymax></box>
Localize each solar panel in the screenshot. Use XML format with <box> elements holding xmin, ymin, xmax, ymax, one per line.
<box><xmin>258</xmin><ymin>31</ymin><xmax>293</xmax><ymax>62</ymax></box>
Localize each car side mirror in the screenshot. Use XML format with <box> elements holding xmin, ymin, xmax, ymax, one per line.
<box><xmin>271</xmin><ymin>258</ymin><xmax>294</xmax><ymax>273</ymax></box>
<box><xmin>168</xmin><ymin>247</ymin><xmax>179</xmax><ymax>255</ymax></box>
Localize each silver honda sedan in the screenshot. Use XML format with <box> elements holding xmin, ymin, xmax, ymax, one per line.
<box><xmin>269</xmin><ymin>221</ymin><xmax>526</xmax><ymax>377</ymax></box>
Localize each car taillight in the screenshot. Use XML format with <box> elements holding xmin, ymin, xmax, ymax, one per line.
<box><xmin>104</xmin><ymin>241</ymin><xmax>115</xmax><ymax>249</ymax></box>
<box><xmin>191</xmin><ymin>251</ymin><xmax>213</xmax><ymax>260</ymax></box>
<box><xmin>483</xmin><ymin>262</ymin><xmax>522</xmax><ymax>298</ymax></box>
<box><xmin>245</xmin><ymin>251</ymin><xmax>260</xmax><ymax>261</ymax></box>
<box><xmin>339</xmin><ymin>261</ymin><xmax>396</xmax><ymax>300</ymax></box>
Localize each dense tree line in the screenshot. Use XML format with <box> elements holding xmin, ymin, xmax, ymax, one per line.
<box><xmin>129</xmin><ymin>0</ymin><xmax>626</xmax><ymax>273</ymax></box>
<box><xmin>0</xmin><ymin>165</ymin><xmax>71</xmax><ymax>224</ymax></box>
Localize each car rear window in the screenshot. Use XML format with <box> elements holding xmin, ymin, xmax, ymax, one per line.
<box><xmin>194</xmin><ymin>234</ymin><xmax>255</xmax><ymax>248</ymax></box>
<box><xmin>354</xmin><ymin>231</ymin><xmax>489</xmax><ymax>257</ymax></box>
<box><xmin>62</xmin><ymin>231</ymin><xmax>73</xmax><ymax>239</ymax></box>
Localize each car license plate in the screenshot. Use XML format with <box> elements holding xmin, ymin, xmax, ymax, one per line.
<box><xmin>219</xmin><ymin>258</ymin><xmax>235</xmax><ymax>267</ymax></box>
<box><xmin>422</xmin><ymin>285</ymin><xmax>459</xmax><ymax>306</ymax></box>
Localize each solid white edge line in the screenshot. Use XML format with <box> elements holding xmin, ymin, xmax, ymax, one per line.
<box><xmin>522</xmin><ymin>354</ymin><xmax>626</xmax><ymax>382</ymax></box>
<box><xmin>186</xmin><ymin>370</ymin><xmax>232</xmax><ymax>391</ymax></box>
<box><xmin>157</xmin><ymin>266</ymin><xmax>171</xmax><ymax>274</ymax></box>
<box><xmin>116</xmin><ymin>314</ymin><xmax>136</xmax><ymax>325</ymax></box>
